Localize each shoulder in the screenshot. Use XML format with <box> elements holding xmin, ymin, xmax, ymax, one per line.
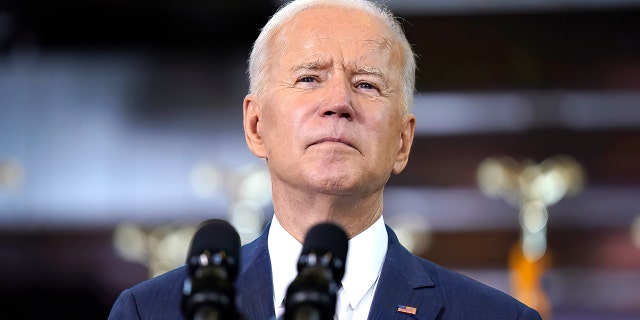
<box><xmin>128</xmin><ymin>265</ymin><xmax>188</xmax><ymax>298</ymax></box>
<box><xmin>413</xmin><ymin>255</ymin><xmax>540</xmax><ymax>319</ymax></box>
<box><xmin>384</xmin><ymin>226</ymin><xmax>540</xmax><ymax>319</ymax></box>
<box><xmin>109</xmin><ymin>265</ymin><xmax>188</xmax><ymax>320</ymax></box>
<box><xmin>418</xmin><ymin>257</ymin><xmax>508</xmax><ymax>300</ymax></box>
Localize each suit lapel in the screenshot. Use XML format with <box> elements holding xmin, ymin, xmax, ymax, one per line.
<box><xmin>368</xmin><ymin>226</ymin><xmax>444</xmax><ymax>320</ymax></box>
<box><xmin>235</xmin><ymin>224</ymin><xmax>444</xmax><ymax>320</ymax></box>
<box><xmin>236</xmin><ymin>226</ymin><xmax>276</xmax><ymax>320</ymax></box>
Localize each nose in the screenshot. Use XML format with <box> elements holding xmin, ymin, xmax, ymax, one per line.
<box><xmin>318</xmin><ymin>75</ymin><xmax>354</xmax><ymax>120</ymax></box>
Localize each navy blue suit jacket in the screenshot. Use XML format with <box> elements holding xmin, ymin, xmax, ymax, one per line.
<box><xmin>108</xmin><ymin>225</ymin><xmax>541</xmax><ymax>320</ymax></box>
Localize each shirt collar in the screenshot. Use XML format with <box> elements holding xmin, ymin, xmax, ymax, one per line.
<box><xmin>268</xmin><ymin>215</ymin><xmax>388</xmax><ymax>313</ymax></box>
<box><xmin>341</xmin><ymin>216</ymin><xmax>387</xmax><ymax>309</ymax></box>
<box><xmin>268</xmin><ymin>215</ymin><xmax>302</xmax><ymax>314</ymax></box>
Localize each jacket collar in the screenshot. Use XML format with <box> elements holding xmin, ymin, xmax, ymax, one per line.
<box><xmin>235</xmin><ymin>224</ymin><xmax>445</xmax><ymax>320</ymax></box>
<box><xmin>236</xmin><ymin>224</ymin><xmax>276</xmax><ymax>320</ymax></box>
<box><xmin>367</xmin><ymin>226</ymin><xmax>444</xmax><ymax>320</ymax></box>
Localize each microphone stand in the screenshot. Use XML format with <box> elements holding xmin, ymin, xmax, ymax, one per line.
<box><xmin>193</xmin><ymin>305</ymin><xmax>221</xmax><ymax>320</ymax></box>
<box><xmin>289</xmin><ymin>305</ymin><xmax>322</xmax><ymax>320</ymax></box>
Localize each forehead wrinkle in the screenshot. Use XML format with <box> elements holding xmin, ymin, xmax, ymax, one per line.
<box><xmin>353</xmin><ymin>37</ymin><xmax>402</xmax><ymax>79</ymax></box>
<box><xmin>361</xmin><ymin>36</ymin><xmax>394</xmax><ymax>52</ymax></box>
<box><xmin>289</xmin><ymin>53</ymin><xmax>335</xmax><ymax>73</ymax></box>
<box><xmin>352</xmin><ymin>38</ymin><xmax>395</xmax><ymax>67</ymax></box>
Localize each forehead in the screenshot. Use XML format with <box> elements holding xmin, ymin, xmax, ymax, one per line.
<box><xmin>274</xmin><ymin>6</ymin><xmax>401</xmax><ymax>68</ymax></box>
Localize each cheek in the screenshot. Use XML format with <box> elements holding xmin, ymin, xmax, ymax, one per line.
<box><xmin>271</xmin><ymin>95</ymin><xmax>315</xmax><ymax>127</ymax></box>
<box><xmin>369</xmin><ymin>105</ymin><xmax>402</xmax><ymax>129</ymax></box>
<box><xmin>370</xmin><ymin>112</ymin><xmax>404</xmax><ymax>151</ymax></box>
<box><xmin>260</xmin><ymin>99</ymin><xmax>305</xmax><ymax>146</ymax></box>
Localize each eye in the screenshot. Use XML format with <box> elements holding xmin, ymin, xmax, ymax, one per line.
<box><xmin>356</xmin><ymin>81</ymin><xmax>378</xmax><ymax>91</ymax></box>
<box><xmin>298</xmin><ymin>76</ymin><xmax>317</xmax><ymax>83</ymax></box>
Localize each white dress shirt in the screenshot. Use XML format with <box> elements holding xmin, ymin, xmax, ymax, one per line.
<box><xmin>268</xmin><ymin>215</ymin><xmax>388</xmax><ymax>320</ymax></box>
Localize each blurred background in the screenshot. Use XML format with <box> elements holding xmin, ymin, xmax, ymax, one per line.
<box><xmin>1</xmin><ymin>0</ymin><xmax>639</xmax><ymax>319</ymax></box>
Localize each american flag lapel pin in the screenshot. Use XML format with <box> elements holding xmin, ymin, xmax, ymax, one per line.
<box><xmin>397</xmin><ymin>305</ymin><xmax>417</xmax><ymax>315</ymax></box>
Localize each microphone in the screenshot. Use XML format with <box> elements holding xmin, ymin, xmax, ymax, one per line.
<box><xmin>284</xmin><ymin>223</ymin><xmax>349</xmax><ymax>320</ymax></box>
<box><xmin>182</xmin><ymin>219</ymin><xmax>241</xmax><ymax>320</ymax></box>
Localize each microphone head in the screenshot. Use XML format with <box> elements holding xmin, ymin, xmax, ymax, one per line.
<box><xmin>298</xmin><ymin>222</ymin><xmax>348</xmax><ymax>281</ymax></box>
<box><xmin>285</xmin><ymin>223</ymin><xmax>348</xmax><ymax>320</ymax></box>
<box><xmin>186</xmin><ymin>219</ymin><xmax>241</xmax><ymax>280</ymax></box>
<box><xmin>182</xmin><ymin>219</ymin><xmax>241</xmax><ymax>319</ymax></box>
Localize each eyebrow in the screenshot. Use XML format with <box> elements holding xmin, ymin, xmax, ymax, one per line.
<box><xmin>290</xmin><ymin>60</ymin><xmax>330</xmax><ymax>73</ymax></box>
<box><xmin>355</xmin><ymin>67</ymin><xmax>385</xmax><ymax>78</ymax></box>
<box><xmin>353</xmin><ymin>65</ymin><xmax>389</xmax><ymax>87</ymax></box>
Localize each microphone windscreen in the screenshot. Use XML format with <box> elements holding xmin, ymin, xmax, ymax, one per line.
<box><xmin>187</xmin><ymin>219</ymin><xmax>241</xmax><ymax>277</ymax></box>
<box><xmin>301</xmin><ymin>222</ymin><xmax>348</xmax><ymax>265</ymax></box>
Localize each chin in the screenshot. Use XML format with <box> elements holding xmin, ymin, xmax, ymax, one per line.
<box><xmin>309</xmin><ymin>175</ymin><xmax>356</xmax><ymax>196</ymax></box>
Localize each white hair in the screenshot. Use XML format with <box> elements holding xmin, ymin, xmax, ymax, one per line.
<box><xmin>247</xmin><ymin>0</ymin><xmax>416</xmax><ymax>113</ymax></box>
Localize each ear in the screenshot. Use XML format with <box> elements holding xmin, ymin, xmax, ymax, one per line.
<box><xmin>392</xmin><ymin>114</ymin><xmax>416</xmax><ymax>174</ymax></box>
<box><xmin>243</xmin><ymin>94</ymin><xmax>268</xmax><ymax>158</ymax></box>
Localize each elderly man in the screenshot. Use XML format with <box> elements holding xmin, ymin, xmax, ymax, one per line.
<box><xmin>108</xmin><ymin>0</ymin><xmax>542</xmax><ymax>319</ymax></box>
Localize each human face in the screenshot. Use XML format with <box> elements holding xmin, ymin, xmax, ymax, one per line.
<box><xmin>243</xmin><ymin>5</ymin><xmax>415</xmax><ymax>197</ymax></box>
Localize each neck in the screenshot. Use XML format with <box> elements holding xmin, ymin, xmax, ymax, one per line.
<box><xmin>271</xmin><ymin>186</ymin><xmax>384</xmax><ymax>242</ymax></box>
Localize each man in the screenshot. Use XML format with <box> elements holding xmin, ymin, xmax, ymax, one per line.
<box><xmin>108</xmin><ymin>0</ymin><xmax>542</xmax><ymax>319</ymax></box>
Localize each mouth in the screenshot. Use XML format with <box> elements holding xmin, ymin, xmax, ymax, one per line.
<box><xmin>309</xmin><ymin>137</ymin><xmax>360</xmax><ymax>153</ymax></box>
